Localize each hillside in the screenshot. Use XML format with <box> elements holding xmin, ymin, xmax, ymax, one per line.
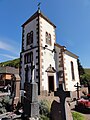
<box><xmin>84</xmin><ymin>68</ymin><xmax>90</xmax><ymax>75</ymax></box>
<box><xmin>0</xmin><ymin>58</ymin><xmax>90</xmax><ymax>73</ymax></box>
<box><xmin>0</xmin><ymin>58</ymin><xmax>20</xmax><ymax>68</ymax></box>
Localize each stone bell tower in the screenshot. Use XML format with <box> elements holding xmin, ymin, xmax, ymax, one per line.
<box><xmin>20</xmin><ymin>7</ymin><xmax>57</xmax><ymax>96</ymax></box>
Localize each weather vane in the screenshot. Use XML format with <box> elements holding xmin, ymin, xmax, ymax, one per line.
<box><xmin>38</xmin><ymin>2</ymin><xmax>41</xmax><ymax>10</ymax></box>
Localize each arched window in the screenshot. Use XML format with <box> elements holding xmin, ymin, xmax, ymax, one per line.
<box><xmin>27</xmin><ymin>33</ymin><xmax>30</xmax><ymax>45</ymax></box>
<box><xmin>48</xmin><ymin>34</ymin><xmax>51</xmax><ymax>45</ymax></box>
<box><xmin>46</xmin><ymin>32</ymin><xmax>48</xmax><ymax>44</ymax></box>
<box><xmin>30</xmin><ymin>31</ymin><xmax>33</xmax><ymax>44</ymax></box>
<box><xmin>26</xmin><ymin>31</ymin><xmax>33</xmax><ymax>45</ymax></box>
<box><xmin>71</xmin><ymin>61</ymin><xmax>75</xmax><ymax>80</ymax></box>
<box><xmin>46</xmin><ymin>32</ymin><xmax>51</xmax><ymax>45</ymax></box>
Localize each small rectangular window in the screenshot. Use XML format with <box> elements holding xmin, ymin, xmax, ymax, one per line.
<box><xmin>45</xmin><ymin>32</ymin><xmax>51</xmax><ymax>45</ymax></box>
<box><xmin>24</xmin><ymin>52</ymin><xmax>33</xmax><ymax>64</ymax></box>
<box><xmin>71</xmin><ymin>61</ymin><xmax>75</xmax><ymax>80</ymax></box>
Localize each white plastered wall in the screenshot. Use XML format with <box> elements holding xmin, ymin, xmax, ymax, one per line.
<box><xmin>23</xmin><ymin>17</ymin><xmax>38</xmax><ymax>50</ymax></box>
<box><xmin>64</xmin><ymin>53</ymin><xmax>80</xmax><ymax>91</ymax></box>
<box><xmin>39</xmin><ymin>16</ymin><xmax>57</xmax><ymax>91</ymax></box>
<box><xmin>21</xmin><ymin>17</ymin><xmax>38</xmax><ymax>90</ymax></box>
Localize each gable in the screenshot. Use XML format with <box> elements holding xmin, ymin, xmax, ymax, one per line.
<box><xmin>46</xmin><ymin>64</ymin><xmax>56</xmax><ymax>73</ymax></box>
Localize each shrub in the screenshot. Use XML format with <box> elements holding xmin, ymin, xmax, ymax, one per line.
<box><xmin>40</xmin><ymin>115</ymin><xmax>49</xmax><ymax>120</ymax></box>
<box><xmin>39</xmin><ymin>100</ymin><xmax>51</xmax><ymax>119</ymax></box>
<box><xmin>0</xmin><ymin>96</ymin><xmax>12</xmax><ymax>114</ymax></box>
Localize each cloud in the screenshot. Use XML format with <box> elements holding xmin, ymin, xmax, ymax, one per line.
<box><xmin>0</xmin><ymin>37</ymin><xmax>20</xmax><ymax>55</ymax></box>
<box><xmin>0</xmin><ymin>41</ymin><xmax>13</xmax><ymax>51</ymax></box>
<box><xmin>0</xmin><ymin>53</ymin><xmax>17</xmax><ymax>59</ymax></box>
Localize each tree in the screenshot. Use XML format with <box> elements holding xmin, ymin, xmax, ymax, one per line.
<box><xmin>80</xmin><ymin>74</ymin><xmax>90</xmax><ymax>86</ymax></box>
<box><xmin>77</xmin><ymin>59</ymin><xmax>85</xmax><ymax>77</ymax></box>
<box><xmin>77</xmin><ymin>59</ymin><xmax>90</xmax><ymax>87</ymax></box>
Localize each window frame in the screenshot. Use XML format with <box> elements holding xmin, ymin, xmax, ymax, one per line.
<box><xmin>24</xmin><ymin>52</ymin><xmax>33</xmax><ymax>64</ymax></box>
<box><xmin>26</xmin><ymin>31</ymin><xmax>33</xmax><ymax>45</ymax></box>
<box><xmin>71</xmin><ymin>61</ymin><xmax>75</xmax><ymax>80</ymax></box>
<box><xmin>45</xmin><ymin>32</ymin><xmax>51</xmax><ymax>45</ymax></box>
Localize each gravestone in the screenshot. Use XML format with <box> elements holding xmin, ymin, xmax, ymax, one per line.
<box><xmin>50</xmin><ymin>100</ymin><xmax>62</xmax><ymax>120</ymax></box>
<box><xmin>23</xmin><ymin>62</ymin><xmax>39</xmax><ymax>119</ymax></box>
<box><xmin>50</xmin><ymin>84</ymin><xmax>72</xmax><ymax>120</ymax></box>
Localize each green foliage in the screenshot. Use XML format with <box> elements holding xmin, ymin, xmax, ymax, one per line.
<box><xmin>2</xmin><ymin>96</ymin><xmax>12</xmax><ymax>104</ymax></box>
<box><xmin>77</xmin><ymin>59</ymin><xmax>85</xmax><ymax>76</ymax></box>
<box><xmin>77</xmin><ymin>59</ymin><xmax>90</xmax><ymax>86</ymax></box>
<box><xmin>80</xmin><ymin>73</ymin><xmax>90</xmax><ymax>86</ymax></box>
<box><xmin>39</xmin><ymin>100</ymin><xmax>51</xmax><ymax>120</ymax></box>
<box><xmin>0</xmin><ymin>58</ymin><xmax>20</xmax><ymax>68</ymax></box>
<box><xmin>84</xmin><ymin>68</ymin><xmax>90</xmax><ymax>75</ymax></box>
<box><xmin>72</xmin><ymin>111</ymin><xmax>86</xmax><ymax>120</ymax></box>
<box><xmin>40</xmin><ymin>115</ymin><xmax>49</xmax><ymax>120</ymax></box>
<box><xmin>0</xmin><ymin>107</ymin><xmax>7</xmax><ymax>114</ymax></box>
<box><xmin>0</xmin><ymin>96</ymin><xmax>12</xmax><ymax>114</ymax></box>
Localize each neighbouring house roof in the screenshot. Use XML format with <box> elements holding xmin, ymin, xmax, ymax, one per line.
<box><xmin>46</xmin><ymin>64</ymin><xmax>56</xmax><ymax>73</ymax></box>
<box><xmin>22</xmin><ymin>10</ymin><xmax>56</xmax><ymax>28</ymax></box>
<box><xmin>0</xmin><ymin>66</ymin><xmax>19</xmax><ymax>74</ymax></box>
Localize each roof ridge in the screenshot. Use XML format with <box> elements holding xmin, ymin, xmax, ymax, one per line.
<box><xmin>22</xmin><ymin>10</ymin><xmax>56</xmax><ymax>28</ymax></box>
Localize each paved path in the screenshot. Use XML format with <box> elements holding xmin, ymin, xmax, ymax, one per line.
<box><xmin>83</xmin><ymin>114</ymin><xmax>90</xmax><ymax>120</ymax></box>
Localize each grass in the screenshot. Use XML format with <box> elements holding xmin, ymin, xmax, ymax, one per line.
<box><xmin>72</xmin><ymin>111</ymin><xmax>86</xmax><ymax>120</ymax></box>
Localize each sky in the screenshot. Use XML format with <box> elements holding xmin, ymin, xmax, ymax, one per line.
<box><xmin>0</xmin><ymin>0</ymin><xmax>90</xmax><ymax>68</ymax></box>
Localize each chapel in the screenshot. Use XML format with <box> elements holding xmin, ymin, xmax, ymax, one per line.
<box><xmin>20</xmin><ymin>9</ymin><xmax>80</xmax><ymax>95</ymax></box>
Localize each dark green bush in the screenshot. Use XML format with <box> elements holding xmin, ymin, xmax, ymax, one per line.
<box><xmin>0</xmin><ymin>96</ymin><xmax>12</xmax><ymax>114</ymax></box>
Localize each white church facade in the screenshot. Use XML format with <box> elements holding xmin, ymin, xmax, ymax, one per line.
<box><xmin>20</xmin><ymin>9</ymin><xmax>80</xmax><ymax>95</ymax></box>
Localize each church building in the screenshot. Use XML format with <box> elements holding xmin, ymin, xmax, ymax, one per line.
<box><xmin>20</xmin><ymin>9</ymin><xmax>80</xmax><ymax>95</ymax></box>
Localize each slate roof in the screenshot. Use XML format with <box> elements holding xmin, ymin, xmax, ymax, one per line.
<box><xmin>22</xmin><ymin>10</ymin><xmax>56</xmax><ymax>28</ymax></box>
<box><xmin>55</xmin><ymin>43</ymin><xmax>78</xmax><ymax>59</ymax></box>
<box><xmin>0</xmin><ymin>66</ymin><xmax>19</xmax><ymax>74</ymax></box>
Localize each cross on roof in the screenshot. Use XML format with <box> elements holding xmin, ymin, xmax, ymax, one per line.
<box><xmin>37</xmin><ymin>2</ymin><xmax>41</xmax><ymax>10</ymax></box>
<box><xmin>54</xmin><ymin>84</ymin><xmax>70</xmax><ymax>120</ymax></box>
